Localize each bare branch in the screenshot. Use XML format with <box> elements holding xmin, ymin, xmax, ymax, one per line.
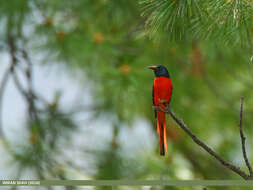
<box><xmin>239</xmin><ymin>97</ymin><xmax>253</xmax><ymax>176</ymax></box>
<box><xmin>21</xmin><ymin>49</ymin><xmax>49</xmax><ymax>106</ymax></box>
<box><xmin>11</xmin><ymin>69</ymin><xmax>29</xmax><ymax>98</ymax></box>
<box><xmin>8</xmin><ymin>33</ymin><xmax>29</xmax><ymax>99</ymax></box>
<box><xmin>0</xmin><ymin>66</ymin><xmax>11</xmax><ymax>138</ymax></box>
<box><xmin>152</xmin><ymin>105</ymin><xmax>250</xmax><ymax>179</ymax></box>
<box><xmin>8</xmin><ymin>35</ymin><xmax>41</xmax><ymax>128</ymax></box>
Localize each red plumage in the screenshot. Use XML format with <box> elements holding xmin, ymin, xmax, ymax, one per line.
<box><xmin>153</xmin><ymin>76</ymin><xmax>173</xmax><ymax>155</ymax></box>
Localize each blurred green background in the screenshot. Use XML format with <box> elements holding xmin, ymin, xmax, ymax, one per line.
<box><xmin>1</xmin><ymin>0</ymin><xmax>253</xmax><ymax>190</ymax></box>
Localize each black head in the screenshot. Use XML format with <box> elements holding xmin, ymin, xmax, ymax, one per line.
<box><xmin>148</xmin><ymin>65</ymin><xmax>170</xmax><ymax>78</ymax></box>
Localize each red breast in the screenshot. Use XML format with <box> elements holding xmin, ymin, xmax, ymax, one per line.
<box><xmin>153</xmin><ymin>77</ymin><xmax>173</xmax><ymax>107</ymax></box>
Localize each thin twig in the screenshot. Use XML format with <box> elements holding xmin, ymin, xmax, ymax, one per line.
<box><xmin>21</xmin><ymin>49</ymin><xmax>49</xmax><ymax>106</ymax></box>
<box><xmin>11</xmin><ymin>69</ymin><xmax>29</xmax><ymax>98</ymax></box>
<box><xmin>8</xmin><ymin>33</ymin><xmax>28</xmax><ymax>98</ymax></box>
<box><xmin>21</xmin><ymin>49</ymin><xmax>40</xmax><ymax>124</ymax></box>
<box><xmin>8</xmin><ymin>35</ymin><xmax>42</xmax><ymax>130</ymax></box>
<box><xmin>152</xmin><ymin>105</ymin><xmax>250</xmax><ymax>179</ymax></box>
<box><xmin>239</xmin><ymin>97</ymin><xmax>253</xmax><ymax>176</ymax></box>
<box><xmin>0</xmin><ymin>66</ymin><xmax>11</xmax><ymax>138</ymax></box>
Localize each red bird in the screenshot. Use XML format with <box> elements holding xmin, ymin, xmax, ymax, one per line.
<box><xmin>148</xmin><ymin>65</ymin><xmax>173</xmax><ymax>156</ymax></box>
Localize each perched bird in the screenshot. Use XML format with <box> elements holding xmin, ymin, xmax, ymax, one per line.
<box><xmin>148</xmin><ymin>65</ymin><xmax>173</xmax><ymax>156</ymax></box>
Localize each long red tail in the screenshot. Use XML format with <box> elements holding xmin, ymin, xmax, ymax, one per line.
<box><xmin>157</xmin><ymin>111</ymin><xmax>167</xmax><ymax>156</ymax></box>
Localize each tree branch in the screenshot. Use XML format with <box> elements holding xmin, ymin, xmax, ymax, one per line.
<box><xmin>0</xmin><ymin>66</ymin><xmax>11</xmax><ymax>138</ymax></box>
<box><xmin>8</xmin><ymin>35</ymin><xmax>42</xmax><ymax>131</ymax></box>
<box><xmin>152</xmin><ymin>105</ymin><xmax>250</xmax><ymax>179</ymax></box>
<box><xmin>239</xmin><ymin>97</ymin><xmax>253</xmax><ymax>176</ymax></box>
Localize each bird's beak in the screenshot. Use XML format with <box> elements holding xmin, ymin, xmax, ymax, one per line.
<box><xmin>148</xmin><ymin>66</ymin><xmax>158</xmax><ymax>70</ymax></box>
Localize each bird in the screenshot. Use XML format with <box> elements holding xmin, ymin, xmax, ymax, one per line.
<box><xmin>148</xmin><ymin>65</ymin><xmax>173</xmax><ymax>156</ymax></box>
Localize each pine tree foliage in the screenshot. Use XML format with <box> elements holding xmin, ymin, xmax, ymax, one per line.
<box><xmin>141</xmin><ymin>0</ymin><xmax>253</xmax><ymax>46</ymax></box>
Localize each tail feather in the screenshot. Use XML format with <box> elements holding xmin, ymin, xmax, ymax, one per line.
<box><xmin>157</xmin><ymin>111</ymin><xmax>167</xmax><ymax>156</ymax></box>
<box><xmin>157</xmin><ymin>119</ymin><xmax>160</xmax><ymax>134</ymax></box>
<box><xmin>163</xmin><ymin>122</ymin><xmax>167</xmax><ymax>152</ymax></box>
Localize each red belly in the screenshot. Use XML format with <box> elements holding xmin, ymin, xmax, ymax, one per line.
<box><xmin>153</xmin><ymin>77</ymin><xmax>173</xmax><ymax>107</ymax></box>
